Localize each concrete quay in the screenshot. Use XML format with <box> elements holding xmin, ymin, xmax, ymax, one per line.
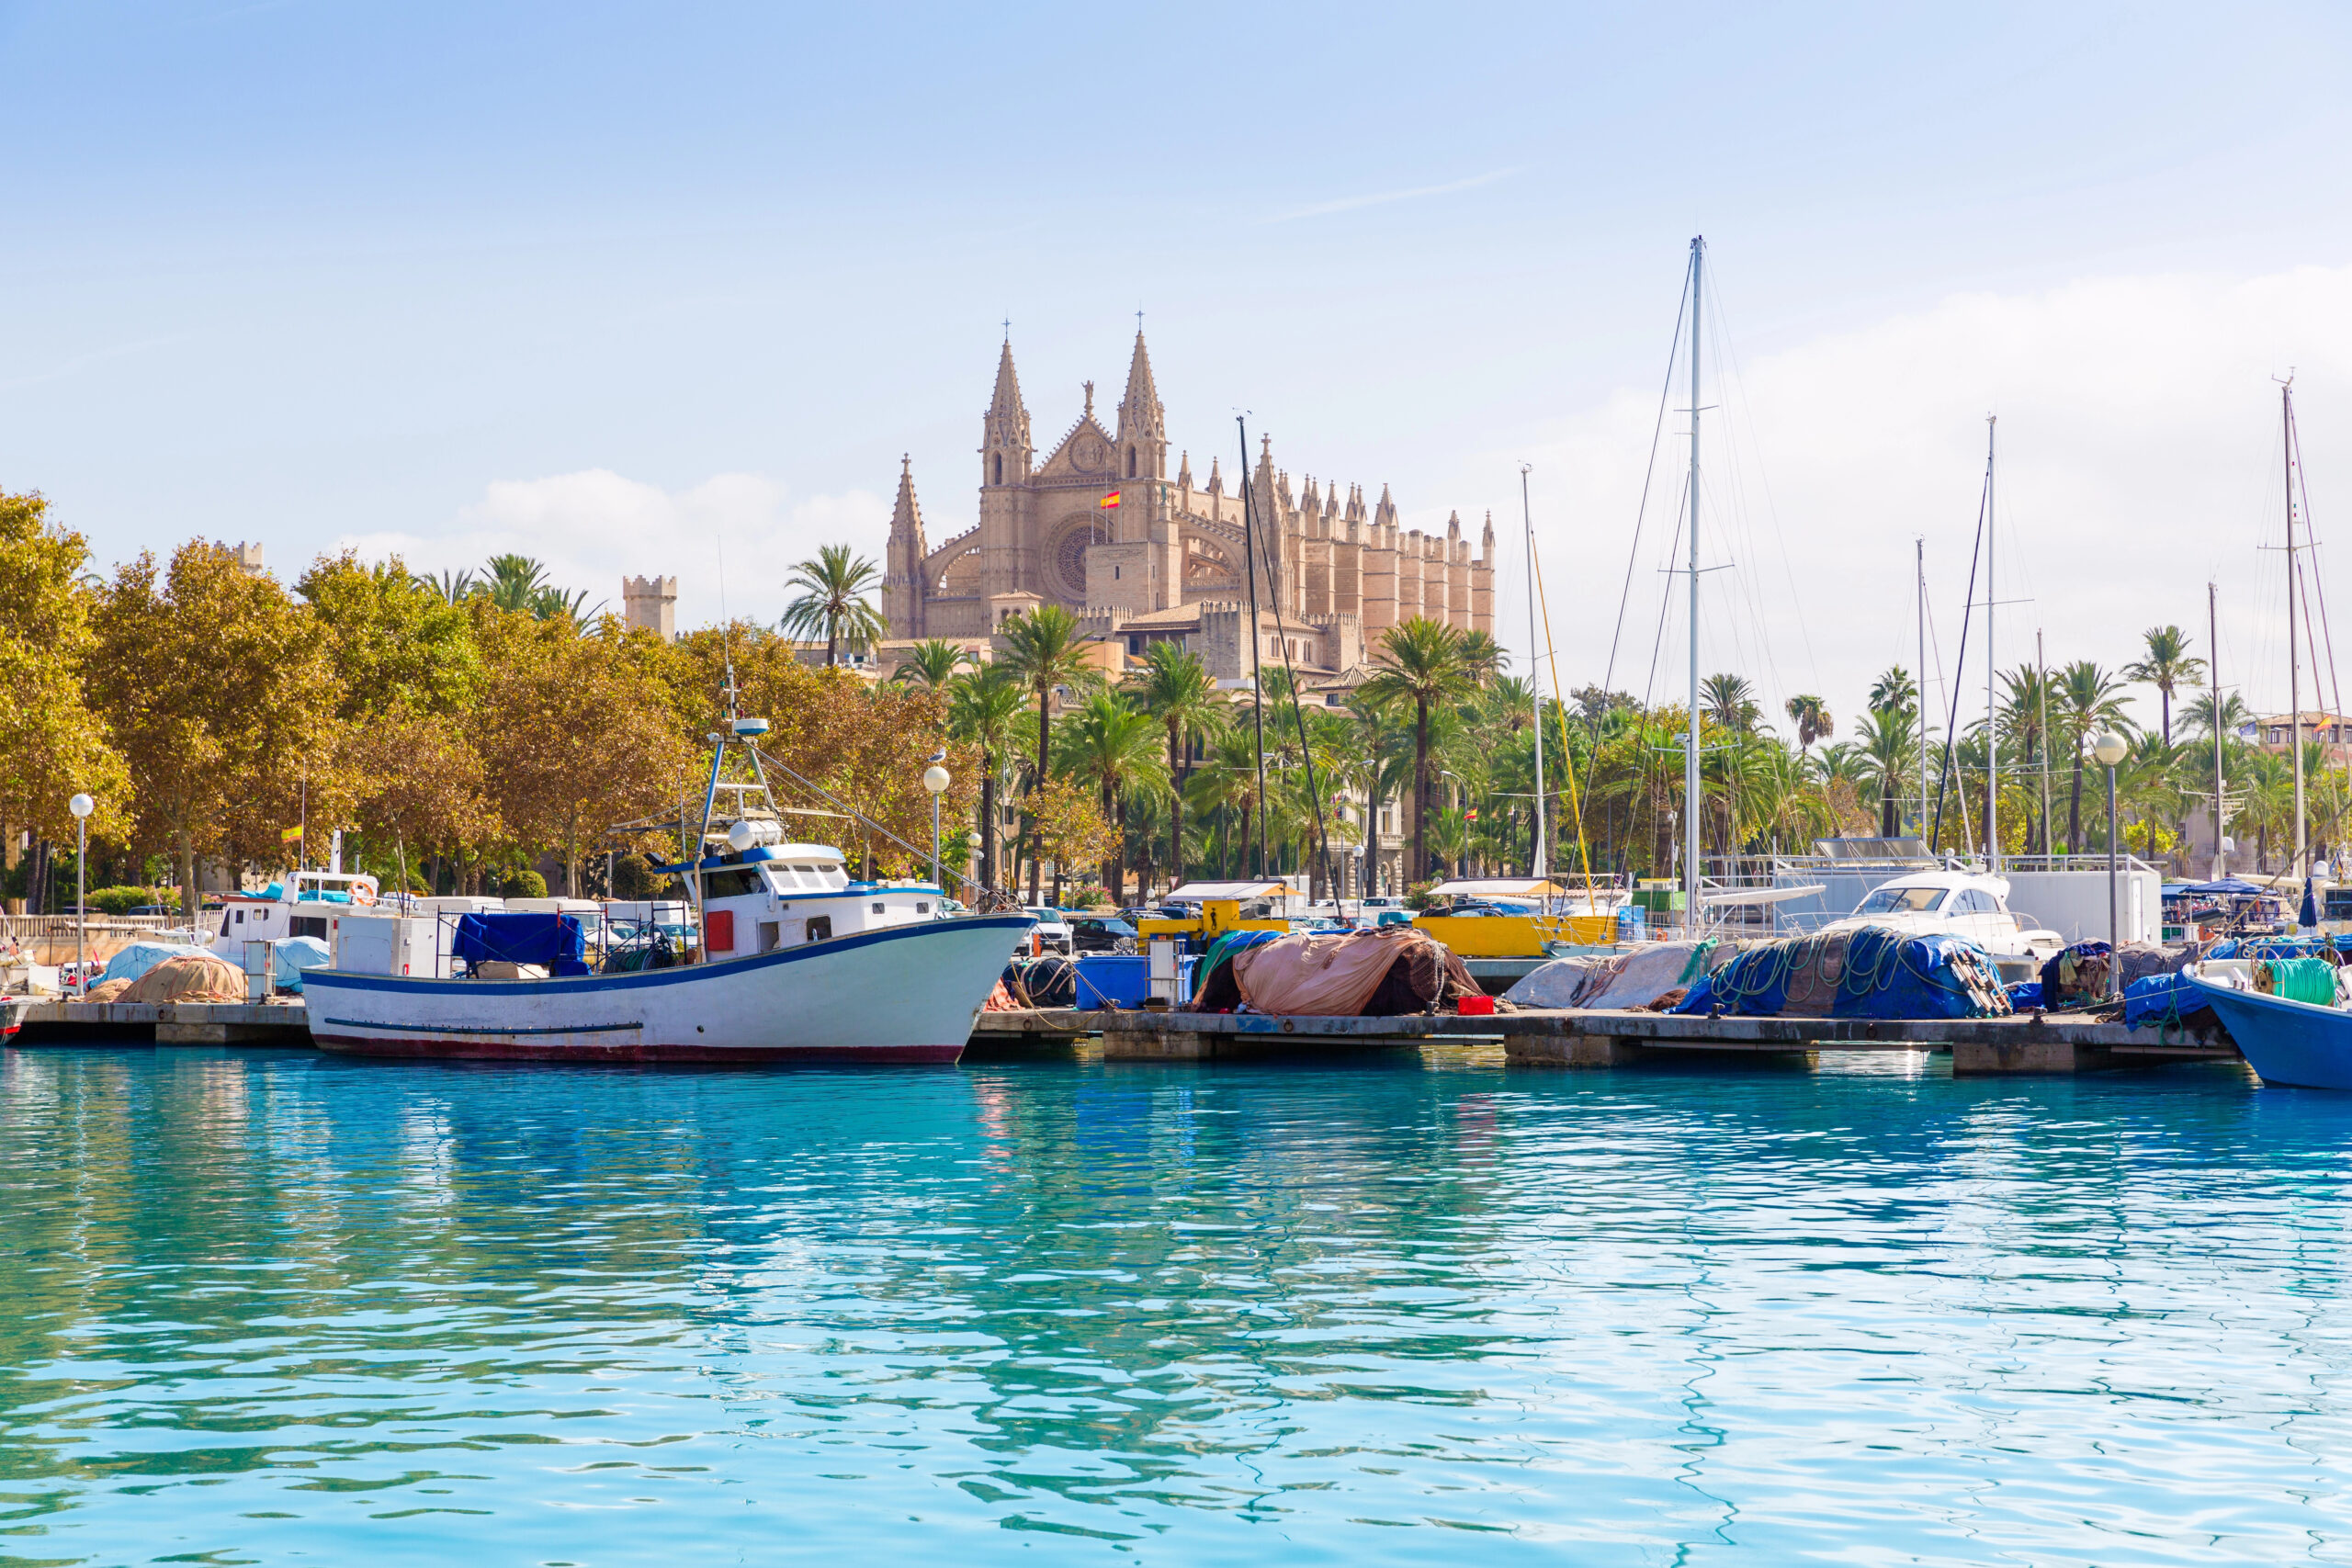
<box><xmin>6</xmin><ymin>996</ymin><xmax>312</xmax><ymax>1044</ymax></box>
<box><xmin>1095</xmin><ymin>1007</ymin><xmax>2241</xmax><ymax>1074</ymax></box>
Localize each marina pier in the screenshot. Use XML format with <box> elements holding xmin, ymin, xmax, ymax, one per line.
<box><xmin>6</xmin><ymin>996</ymin><xmax>2241</xmax><ymax>1075</ymax></box>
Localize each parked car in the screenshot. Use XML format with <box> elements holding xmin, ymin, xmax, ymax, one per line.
<box><xmin>1018</xmin><ymin>907</ymin><xmax>1073</xmax><ymax>955</ymax></box>
<box><xmin>1068</xmin><ymin>915</ymin><xmax>1138</xmax><ymax>953</ymax></box>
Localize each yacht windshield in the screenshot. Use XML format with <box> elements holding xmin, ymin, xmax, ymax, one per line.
<box><xmin>1854</xmin><ymin>886</ymin><xmax>1947</xmax><ymax>915</ymax></box>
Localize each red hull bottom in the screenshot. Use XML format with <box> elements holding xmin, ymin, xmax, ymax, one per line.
<box><xmin>311</xmin><ymin>1032</ymin><xmax>964</xmax><ymax>1065</ymax></box>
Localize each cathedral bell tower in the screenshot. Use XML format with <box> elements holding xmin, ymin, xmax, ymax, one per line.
<box><xmin>978</xmin><ymin>336</ymin><xmax>1033</xmax><ymax>598</ymax></box>
<box><xmin>1116</xmin><ymin>327</ymin><xmax>1178</xmax><ymax>605</ymax></box>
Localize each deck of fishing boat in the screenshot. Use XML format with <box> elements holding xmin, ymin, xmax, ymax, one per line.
<box><xmin>2</xmin><ymin>996</ymin><xmax>2240</xmax><ymax>1074</ymax></box>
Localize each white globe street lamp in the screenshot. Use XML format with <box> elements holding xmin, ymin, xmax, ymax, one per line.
<box><xmin>68</xmin><ymin>793</ymin><xmax>94</xmax><ymax>996</ymax></box>
<box><xmin>923</xmin><ymin>761</ymin><xmax>952</xmax><ymax>894</ymax></box>
<box><xmin>2092</xmin><ymin>734</ymin><xmax>2126</xmax><ymax>987</ymax></box>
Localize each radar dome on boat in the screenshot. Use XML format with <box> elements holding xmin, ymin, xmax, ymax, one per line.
<box><xmin>726</xmin><ymin>818</ymin><xmax>784</xmax><ymax>851</ymax></box>
<box><xmin>731</xmin><ymin>717</ymin><xmax>771</xmax><ymax>737</ymax></box>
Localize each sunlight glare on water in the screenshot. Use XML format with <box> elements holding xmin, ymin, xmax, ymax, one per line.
<box><xmin>4</xmin><ymin>1045</ymin><xmax>2352</xmax><ymax>1564</ymax></box>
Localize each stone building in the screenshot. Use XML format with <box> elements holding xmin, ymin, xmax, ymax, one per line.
<box><xmin>880</xmin><ymin>331</ymin><xmax>1496</xmax><ymax>680</ymax></box>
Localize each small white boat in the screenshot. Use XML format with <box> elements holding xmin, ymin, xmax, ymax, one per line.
<box><xmin>212</xmin><ymin>869</ymin><xmax>384</xmax><ymax>954</ymax></box>
<box><xmin>301</xmin><ymin>718</ymin><xmax>1027</xmax><ymax>1065</ymax></box>
<box><xmin>1819</xmin><ymin>869</ymin><xmax>2064</xmax><ymax>960</ymax></box>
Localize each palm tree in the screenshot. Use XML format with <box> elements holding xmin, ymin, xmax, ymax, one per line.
<box><xmin>1702</xmin><ymin>673</ymin><xmax>1764</xmax><ymax>734</ymax></box>
<box><xmin>1359</xmin><ymin>617</ymin><xmax>1477</xmax><ymax>884</ymax></box>
<box><xmin>530</xmin><ymin>583</ymin><xmax>602</xmax><ymax>623</ymax></box>
<box><xmin>417</xmin><ymin>568</ymin><xmax>476</xmax><ymax>605</ymax></box>
<box><xmin>891</xmin><ymin>638</ymin><xmax>968</xmax><ymax>691</ymax></box>
<box><xmin>1125</xmin><ymin>642</ymin><xmax>1227</xmax><ymax>891</ymax></box>
<box><xmin>779</xmin><ymin>545</ymin><xmax>887</xmax><ymax>667</ymax></box>
<box><xmin>947</xmin><ymin>662</ymin><xmax>1026</xmax><ymax>891</ymax></box>
<box><xmin>2124</xmin><ymin>626</ymin><xmax>2206</xmax><ymax>748</ymax></box>
<box><xmin>1192</xmin><ymin>729</ymin><xmax>1266</xmax><ymax>878</ymax></box>
<box><xmin>2057</xmin><ymin>660</ymin><xmax>2137</xmax><ymax>854</ymax></box>
<box><xmin>1870</xmin><ymin>666</ymin><xmax>1917</xmax><ymax>717</ymax></box>
<box><xmin>2179</xmin><ymin>689</ymin><xmax>2253</xmax><ymax>739</ymax></box>
<box><xmin>1057</xmin><ymin>692</ymin><xmax>1169</xmax><ymax>907</ymax></box>
<box><xmin>998</xmin><ymin>604</ymin><xmax>1102</xmax><ymax>900</ymax></box>
<box><xmin>1857</xmin><ymin>705</ymin><xmax>1918</xmax><ymax>838</ymax></box>
<box><xmin>1784</xmin><ymin>694</ymin><xmax>1832</xmax><ymax>754</ymax></box>
<box><xmin>1456</xmin><ymin>629</ymin><xmax>1507</xmax><ymax>685</ymax></box>
<box><xmin>481</xmin><ymin>554</ymin><xmax>551</xmax><ymax>615</ymax></box>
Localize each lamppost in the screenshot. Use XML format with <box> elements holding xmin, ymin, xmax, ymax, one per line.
<box><xmin>68</xmin><ymin>793</ymin><xmax>94</xmax><ymax>995</ymax></box>
<box><xmin>923</xmin><ymin>757</ymin><xmax>951</xmax><ymax>894</ymax></box>
<box><xmin>2093</xmin><ymin>732</ymin><xmax>2127</xmax><ymax>993</ymax></box>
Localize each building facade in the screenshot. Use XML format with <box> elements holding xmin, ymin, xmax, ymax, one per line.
<box><xmin>881</xmin><ymin>331</ymin><xmax>1497</xmax><ymax>680</ymax></box>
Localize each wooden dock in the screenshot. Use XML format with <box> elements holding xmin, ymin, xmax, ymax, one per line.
<box><xmin>0</xmin><ymin>994</ymin><xmax>2239</xmax><ymax>1075</ymax></box>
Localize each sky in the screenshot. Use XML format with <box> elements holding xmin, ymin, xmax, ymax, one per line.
<box><xmin>7</xmin><ymin>1</ymin><xmax>2352</xmax><ymax>739</ymax></box>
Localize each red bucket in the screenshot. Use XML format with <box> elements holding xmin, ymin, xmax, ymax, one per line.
<box><xmin>1456</xmin><ymin>994</ymin><xmax>1496</xmax><ymax>1016</ymax></box>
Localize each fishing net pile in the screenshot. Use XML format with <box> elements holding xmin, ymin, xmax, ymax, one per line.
<box><xmin>1674</xmin><ymin>925</ymin><xmax>2012</xmax><ymax>1021</ymax></box>
<box><xmin>1186</xmin><ymin>925</ymin><xmax>1479</xmax><ymax>1016</ymax></box>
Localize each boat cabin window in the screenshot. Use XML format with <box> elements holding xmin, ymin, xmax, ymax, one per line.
<box><xmin>1855</xmin><ymin>886</ymin><xmax>1946</xmax><ymax>915</ymax></box>
<box><xmin>704</xmin><ymin>868</ymin><xmax>763</xmax><ymax>897</ymax></box>
<box><xmin>1951</xmin><ymin>888</ymin><xmax>1998</xmax><ymax>915</ymax></box>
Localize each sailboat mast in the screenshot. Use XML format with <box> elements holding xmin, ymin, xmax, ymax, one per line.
<box><xmin>1985</xmin><ymin>416</ymin><xmax>1999</xmax><ymax>870</ymax></box>
<box><xmin>1238</xmin><ymin>416</ymin><xmax>1270</xmax><ymax>882</ymax></box>
<box><xmin>2211</xmin><ymin>581</ymin><xmax>2225</xmax><ymax>878</ymax></box>
<box><xmin>1917</xmin><ymin>538</ymin><xmax>1927</xmax><ymax>840</ymax></box>
<box><xmin>1684</xmin><ymin>235</ymin><xmax>1704</xmax><ymax>928</ymax></box>
<box><xmin>1521</xmin><ymin>465</ymin><xmax>1547</xmax><ymax>879</ymax></box>
<box><xmin>2038</xmin><ymin>629</ymin><xmax>2052</xmax><ymax>857</ymax></box>
<box><xmin>2288</xmin><ymin>381</ymin><xmax>2306</xmax><ymax>879</ymax></box>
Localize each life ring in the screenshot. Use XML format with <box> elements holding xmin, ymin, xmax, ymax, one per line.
<box><xmin>353</xmin><ymin>884</ymin><xmax>378</xmax><ymax>907</ymax></box>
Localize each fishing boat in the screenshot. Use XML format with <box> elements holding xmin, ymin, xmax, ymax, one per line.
<box><xmin>2184</xmin><ymin>960</ymin><xmax>2352</xmax><ymax>1089</ymax></box>
<box><xmin>212</xmin><ymin>868</ymin><xmax>384</xmax><ymax>955</ymax></box>
<box><xmin>303</xmin><ymin>717</ymin><xmax>1027</xmax><ymax>1064</ymax></box>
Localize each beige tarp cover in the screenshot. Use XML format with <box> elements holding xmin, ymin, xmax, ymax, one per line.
<box><xmin>1504</xmin><ymin>941</ymin><xmax>1724</xmax><ymax>1011</ymax></box>
<box><xmin>1233</xmin><ymin>926</ymin><xmax>1469</xmax><ymax>1016</ymax></box>
<box><xmin>118</xmin><ymin>952</ymin><xmax>246</xmax><ymax>1005</ymax></box>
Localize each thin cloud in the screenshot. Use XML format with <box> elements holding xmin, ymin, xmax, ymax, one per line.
<box><xmin>1270</xmin><ymin>168</ymin><xmax>1515</xmax><ymax>222</ymax></box>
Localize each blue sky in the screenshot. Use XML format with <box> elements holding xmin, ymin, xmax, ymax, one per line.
<box><xmin>7</xmin><ymin>1</ymin><xmax>2352</xmax><ymax>734</ymax></box>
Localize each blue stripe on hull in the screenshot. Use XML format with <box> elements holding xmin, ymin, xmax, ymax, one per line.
<box><xmin>304</xmin><ymin>914</ymin><xmax>1030</xmax><ymax>998</ymax></box>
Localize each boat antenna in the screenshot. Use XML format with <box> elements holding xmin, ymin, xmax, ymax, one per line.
<box><xmin>716</xmin><ymin>524</ymin><xmax>741</xmax><ymax>726</ymax></box>
<box><xmin>2211</xmin><ymin>584</ymin><xmax>2225</xmax><ymax>878</ymax></box>
<box><xmin>1984</xmin><ymin>414</ymin><xmax>1999</xmax><ymax>870</ymax></box>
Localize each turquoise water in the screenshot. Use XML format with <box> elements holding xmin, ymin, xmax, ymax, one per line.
<box><xmin>5</xmin><ymin>1047</ymin><xmax>2352</xmax><ymax>1565</ymax></box>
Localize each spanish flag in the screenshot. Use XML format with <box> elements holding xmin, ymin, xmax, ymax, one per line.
<box><xmin>1099</xmin><ymin>491</ymin><xmax>1122</xmax><ymax>510</ymax></box>
<box><xmin>281</xmin><ymin>826</ymin><xmax>303</xmax><ymax>844</ymax></box>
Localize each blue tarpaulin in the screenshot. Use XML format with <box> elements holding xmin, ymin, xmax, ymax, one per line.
<box><xmin>453</xmin><ymin>912</ymin><xmax>589</xmax><ymax>976</ymax></box>
<box><xmin>2123</xmin><ymin>972</ymin><xmax>2218</xmax><ymax>1032</ymax></box>
<box><xmin>272</xmin><ymin>936</ymin><xmax>331</xmax><ymax>992</ymax></box>
<box><xmin>1674</xmin><ymin>926</ymin><xmax>2011</xmax><ymax>1020</ymax></box>
<box><xmin>2181</xmin><ymin>878</ymin><xmax>2267</xmax><ymax>897</ymax></box>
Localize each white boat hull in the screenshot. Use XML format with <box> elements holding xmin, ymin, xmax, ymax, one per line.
<box><xmin>302</xmin><ymin>915</ymin><xmax>1027</xmax><ymax>1065</ymax></box>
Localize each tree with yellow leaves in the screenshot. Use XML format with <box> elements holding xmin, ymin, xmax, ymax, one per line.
<box><xmin>87</xmin><ymin>541</ymin><xmax>349</xmax><ymax>919</ymax></box>
<box><xmin>0</xmin><ymin>492</ymin><xmax>130</xmax><ymax>867</ymax></box>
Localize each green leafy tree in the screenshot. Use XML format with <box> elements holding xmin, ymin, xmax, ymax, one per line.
<box><xmin>2057</xmin><ymin>660</ymin><xmax>2138</xmax><ymax>854</ymax></box>
<box><xmin>0</xmin><ymin>492</ymin><xmax>130</xmax><ymax>862</ymax></box>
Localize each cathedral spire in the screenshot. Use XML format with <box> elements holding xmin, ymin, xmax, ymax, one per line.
<box><xmin>883</xmin><ymin>454</ymin><xmax>930</xmax><ymax>637</ymax></box>
<box><xmin>981</xmin><ymin>337</ymin><xmax>1033</xmax><ymax>488</ymax></box>
<box><xmin>1114</xmin><ymin>327</ymin><xmax>1166</xmax><ymax>481</ymax></box>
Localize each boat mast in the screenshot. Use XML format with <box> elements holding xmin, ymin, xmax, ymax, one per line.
<box><xmin>2037</xmin><ymin>628</ymin><xmax>2052</xmax><ymax>857</ymax></box>
<box><xmin>2211</xmin><ymin>581</ymin><xmax>2225</xmax><ymax>878</ymax></box>
<box><xmin>2288</xmin><ymin>379</ymin><xmax>2306</xmax><ymax>880</ymax></box>
<box><xmin>1238</xmin><ymin>415</ymin><xmax>1270</xmax><ymax>882</ymax></box>
<box><xmin>1522</xmin><ymin>464</ymin><xmax>1547</xmax><ymax>879</ymax></box>
<box><xmin>1916</xmin><ymin>538</ymin><xmax>1927</xmax><ymax>841</ymax></box>
<box><xmin>1984</xmin><ymin>416</ymin><xmax>1998</xmax><ymax>871</ymax></box>
<box><xmin>1684</xmin><ymin>235</ymin><xmax>1703</xmax><ymax>930</ymax></box>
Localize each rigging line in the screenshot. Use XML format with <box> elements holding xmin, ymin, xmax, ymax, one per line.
<box><xmin>1633</xmin><ymin>470</ymin><xmax>1692</xmax><ymax>872</ymax></box>
<box><xmin>2292</xmin><ymin>405</ymin><xmax>2347</xmax><ymax>736</ymax></box>
<box><xmin>1248</xmin><ymin>472</ymin><xmax>1340</xmax><ymax>900</ymax></box>
<box><xmin>1929</xmin><ymin>446</ymin><xmax>1995</xmax><ymax>853</ymax></box>
<box><xmin>1600</xmin><ymin>245</ymin><xmax>1697</xmax><ymax>708</ymax></box>
<box><xmin>1697</xmin><ymin>276</ymin><xmax>1794</xmax><ymax>705</ymax></box>
<box><xmin>1529</xmin><ymin>531</ymin><xmax>1597</xmax><ymax>901</ymax></box>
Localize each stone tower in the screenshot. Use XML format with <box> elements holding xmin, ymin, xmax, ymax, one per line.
<box><xmin>978</xmin><ymin>336</ymin><xmax>1033</xmax><ymax>599</ymax></box>
<box><xmin>1114</xmin><ymin>329</ymin><xmax>1166</xmax><ymax>487</ymax></box>
<box><xmin>622</xmin><ymin>575</ymin><xmax>677</xmax><ymax>639</ymax></box>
